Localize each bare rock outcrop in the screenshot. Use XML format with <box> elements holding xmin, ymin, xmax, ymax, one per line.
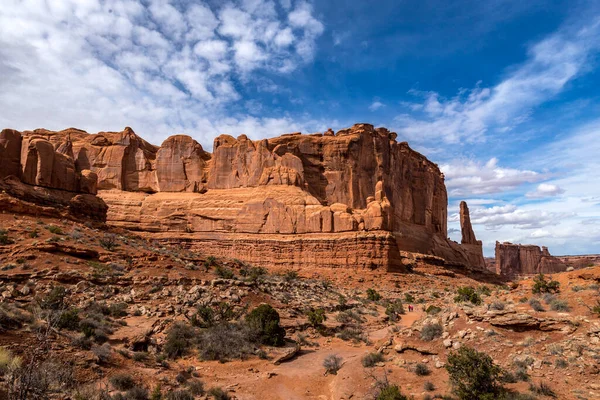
<box><xmin>2</xmin><ymin>124</ymin><xmax>486</xmax><ymax>271</ymax></box>
<box><xmin>0</xmin><ymin>129</ymin><xmax>106</xmax><ymax>222</ymax></box>
<box><xmin>495</xmin><ymin>242</ymin><xmax>567</xmax><ymax>277</ymax></box>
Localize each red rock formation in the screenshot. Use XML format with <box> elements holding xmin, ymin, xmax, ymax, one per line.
<box><xmin>2</xmin><ymin>124</ymin><xmax>486</xmax><ymax>270</ymax></box>
<box><xmin>0</xmin><ymin>129</ymin><xmax>106</xmax><ymax>222</ymax></box>
<box><xmin>495</xmin><ymin>242</ymin><xmax>567</xmax><ymax>277</ymax></box>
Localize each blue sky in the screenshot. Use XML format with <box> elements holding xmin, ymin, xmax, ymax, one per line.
<box><xmin>1</xmin><ymin>0</ymin><xmax>599</xmax><ymax>256</ymax></box>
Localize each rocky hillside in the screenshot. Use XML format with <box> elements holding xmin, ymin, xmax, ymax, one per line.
<box><xmin>0</xmin><ymin>212</ymin><xmax>599</xmax><ymax>399</ymax></box>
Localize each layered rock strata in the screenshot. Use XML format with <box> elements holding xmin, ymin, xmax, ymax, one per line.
<box><xmin>495</xmin><ymin>242</ymin><xmax>567</xmax><ymax>277</ymax></box>
<box><xmin>3</xmin><ymin>124</ymin><xmax>485</xmax><ymax>271</ymax></box>
<box><xmin>0</xmin><ymin>129</ymin><xmax>106</xmax><ymax>222</ymax></box>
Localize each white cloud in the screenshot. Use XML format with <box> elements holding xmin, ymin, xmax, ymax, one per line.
<box><xmin>0</xmin><ymin>0</ymin><xmax>324</xmax><ymax>146</ymax></box>
<box><xmin>369</xmin><ymin>101</ymin><xmax>385</xmax><ymax>111</ymax></box>
<box><xmin>526</xmin><ymin>183</ymin><xmax>565</xmax><ymax>198</ymax></box>
<box><xmin>394</xmin><ymin>18</ymin><xmax>600</xmax><ymax>144</ymax></box>
<box><xmin>441</xmin><ymin>157</ymin><xmax>543</xmax><ymax>196</ymax></box>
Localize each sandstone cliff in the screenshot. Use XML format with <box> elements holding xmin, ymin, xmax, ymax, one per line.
<box><xmin>0</xmin><ymin>129</ymin><xmax>107</xmax><ymax>222</ymax></box>
<box><xmin>2</xmin><ymin>124</ymin><xmax>485</xmax><ymax>271</ymax></box>
<box><xmin>495</xmin><ymin>242</ymin><xmax>567</xmax><ymax>277</ymax></box>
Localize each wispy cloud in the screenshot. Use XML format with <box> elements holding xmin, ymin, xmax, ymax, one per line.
<box><xmin>440</xmin><ymin>157</ymin><xmax>543</xmax><ymax>196</ymax></box>
<box><xmin>526</xmin><ymin>183</ymin><xmax>565</xmax><ymax>198</ymax></box>
<box><xmin>394</xmin><ymin>17</ymin><xmax>600</xmax><ymax>144</ymax></box>
<box><xmin>0</xmin><ymin>0</ymin><xmax>325</xmax><ymax>145</ymax></box>
<box><xmin>368</xmin><ymin>101</ymin><xmax>385</xmax><ymax>111</ymax></box>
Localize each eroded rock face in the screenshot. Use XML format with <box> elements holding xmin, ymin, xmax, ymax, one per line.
<box><xmin>0</xmin><ymin>129</ymin><xmax>106</xmax><ymax>222</ymax></box>
<box><xmin>495</xmin><ymin>242</ymin><xmax>567</xmax><ymax>277</ymax></box>
<box><xmin>3</xmin><ymin>124</ymin><xmax>486</xmax><ymax>270</ymax></box>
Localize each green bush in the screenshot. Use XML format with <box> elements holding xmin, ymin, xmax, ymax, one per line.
<box><xmin>110</xmin><ymin>373</ymin><xmax>136</xmax><ymax>390</ymax></box>
<box><xmin>375</xmin><ymin>384</ymin><xmax>409</xmax><ymax>400</ymax></box>
<box><xmin>246</xmin><ymin>304</ymin><xmax>285</xmax><ymax>346</ymax></box>
<box><xmin>283</xmin><ymin>270</ymin><xmax>298</xmax><ymax>282</ymax></box>
<box><xmin>489</xmin><ymin>301</ymin><xmax>505</xmax><ymax>311</ymax></box>
<box><xmin>307</xmin><ymin>308</ymin><xmax>326</xmax><ymax>327</ymax></box>
<box><xmin>207</xmin><ymin>387</ymin><xmax>230</xmax><ymax>400</ymax></box>
<box><xmin>99</xmin><ymin>234</ymin><xmax>118</xmax><ymax>251</ymax></box>
<box><xmin>529</xmin><ymin>381</ymin><xmax>556</xmax><ymax>398</ymax></box>
<box><xmin>425</xmin><ymin>305</ymin><xmax>441</xmax><ymax>315</ymax></box>
<box><xmin>164</xmin><ymin>322</ymin><xmax>196</xmax><ymax>359</ymax></box>
<box><xmin>404</xmin><ymin>293</ymin><xmax>415</xmax><ymax>303</ymax></box>
<box><xmin>191</xmin><ymin>302</ymin><xmax>240</xmax><ymax>328</ymax></box>
<box><xmin>0</xmin><ymin>229</ymin><xmax>13</xmax><ymax>245</ymax></box>
<box><xmin>446</xmin><ymin>346</ymin><xmax>504</xmax><ymax>399</ymax></box>
<box><xmin>39</xmin><ymin>286</ymin><xmax>68</xmax><ymax>310</ymax></box>
<box><xmin>215</xmin><ymin>266</ymin><xmax>235</xmax><ymax>279</ymax></box>
<box><xmin>532</xmin><ymin>273</ymin><xmax>560</xmax><ymax>294</ymax></box>
<box><xmin>366</xmin><ymin>288</ymin><xmax>382</xmax><ymax>301</ymax></box>
<box><xmin>125</xmin><ymin>386</ymin><xmax>149</xmax><ymax>400</ymax></box>
<box><xmin>385</xmin><ymin>299</ymin><xmax>405</xmax><ymax>321</ymax></box>
<box><xmin>361</xmin><ymin>352</ymin><xmax>384</xmax><ymax>367</ymax></box>
<box><xmin>47</xmin><ymin>225</ymin><xmax>63</xmax><ymax>234</ymax></box>
<box><xmin>166</xmin><ymin>390</ymin><xmax>194</xmax><ymax>400</ymax></box>
<box><xmin>454</xmin><ymin>287</ymin><xmax>482</xmax><ymax>305</ymax></box>
<box><xmin>414</xmin><ymin>362</ymin><xmax>430</xmax><ymax>376</ymax></box>
<box><xmin>57</xmin><ymin>308</ymin><xmax>80</xmax><ymax>330</ymax></box>
<box><xmin>420</xmin><ymin>323</ymin><xmax>443</xmax><ymax>341</ymax></box>
<box><xmin>478</xmin><ymin>286</ymin><xmax>492</xmax><ymax>296</ymax></box>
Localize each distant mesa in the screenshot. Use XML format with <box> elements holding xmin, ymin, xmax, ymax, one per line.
<box><xmin>495</xmin><ymin>241</ymin><xmax>568</xmax><ymax>277</ymax></box>
<box><xmin>0</xmin><ymin>123</ymin><xmax>487</xmax><ymax>271</ymax></box>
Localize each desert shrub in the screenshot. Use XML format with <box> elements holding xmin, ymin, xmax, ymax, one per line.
<box><xmin>207</xmin><ymin>387</ymin><xmax>230</xmax><ymax>400</ymax></box>
<box><xmin>420</xmin><ymin>323</ymin><xmax>443</xmax><ymax>341</ymax></box>
<box><xmin>446</xmin><ymin>346</ymin><xmax>504</xmax><ymax>399</ymax></box>
<box><xmin>454</xmin><ymin>286</ymin><xmax>482</xmax><ymax>305</ymax></box>
<box><xmin>414</xmin><ymin>362</ymin><xmax>431</xmax><ymax>376</ymax></box>
<box><xmin>39</xmin><ymin>286</ymin><xmax>68</xmax><ymax>310</ymax></box>
<box><xmin>245</xmin><ymin>304</ymin><xmax>285</xmax><ymax>346</ymax></box>
<box><xmin>0</xmin><ymin>347</ymin><xmax>22</xmax><ymax>374</ymax></box>
<box><xmin>385</xmin><ymin>299</ymin><xmax>405</xmax><ymax>321</ymax></box>
<box><xmin>528</xmin><ymin>298</ymin><xmax>545</xmax><ymax>312</ymax></box>
<box><xmin>0</xmin><ymin>229</ymin><xmax>13</xmax><ymax>245</ymax></box>
<box><xmin>110</xmin><ymin>373</ymin><xmax>135</xmax><ymax>390</ymax></box>
<box><xmin>166</xmin><ymin>389</ymin><xmax>194</xmax><ymax>400</ymax></box>
<box><xmin>132</xmin><ymin>352</ymin><xmax>148</xmax><ymax>362</ymax></box>
<box><xmin>150</xmin><ymin>385</ymin><xmax>162</xmax><ymax>400</ymax></box>
<box><xmin>187</xmin><ymin>379</ymin><xmax>205</xmax><ymax>395</ymax></box>
<box><xmin>489</xmin><ymin>301</ymin><xmax>505</xmax><ymax>311</ymax></box>
<box><xmin>214</xmin><ymin>266</ymin><xmax>234</xmax><ymax>279</ymax></box>
<box><xmin>478</xmin><ymin>286</ymin><xmax>492</xmax><ymax>296</ymax></box>
<box><xmin>424</xmin><ymin>381</ymin><xmax>435</xmax><ymax>391</ymax></box>
<box><xmin>0</xmin><ymin>302</ymin><xmax>32</xmax><ymax>330</ymax></box>
<box><xmin>404</xmin><ymin>293</ymin><xmax>415</xmax><ymax>303</ymax></box>
<box><xmin>241</xmin><ymin>266</ymin><xmax>267</xmax><ymax>283</ymax></box>
<box><xmin>109</xmin><ymin>302</ymin><xmax>128</xmax><ymax>317</ymax></box>
<box><xmin>323</xmin><ymin>354</ymin><xmax>343</xmax><ymax>375</ymax></box>
<box><xmin>99</xmin><ymin>234</ymin><xmax>118</xmax><ymax>251</ymax></box>
<box><xmin>47</xmin><ymin>225</ymin><xmax>63</xmax><ymax>234</ymax></box>
<box><xmin>92</xmin><ymin>343</ymin><xmax>112</xmax><ymax>364</ymax></box>
<box><xmin>124</xmin><ymin>386</ymin><xmax>149</xmax><ymax>400</ymax></box>
<box><xmin>591</xmin><ymin>300</ymin><xmax>600</xmax><ymax>316</ymax></box>
<box><xmin>375</xmin><ymin>384</ymin><xmax>409</xmax><ymax>400</ymax></box>
<box><xmin>336</xmin><ymin>310</ymin><xmax>364</xmax><ymax>324</ymax></box>
<box><xmin>532</xmin><ymin>273</ymin><xmax>560</xmax><ymax>294</ymax></box>
<box><xmin>283</xmin><ymin>270</ymin><xmax>298</xmax><ymax>282</ymax></box>
<box><xmin>366</xmin><ymin>288</ymin><xmax>382</xmax><ymax>301</ymax></box>
<box><xmin>425</xmin><ymin>305</ymin><xmax>441</xmax><ymax>315</ymax></box>
<box><xmin>197</xmin><ymin>322</ymin><xmax>254</xmax><ymax>362</ymax></box>
<box><xmin>549</xmin><ymin>299</ymin><xmax>570</xmax><ymax>311</ymax></box>
<box><xmin>164</xmin><ymin>322</ymin><xmax>196</xmax><ymax>359</ymax></box>
<box><xmin>307</xmin><ymin>308</ymin><xmax>326</xmax><ymax>327</ymax></box>
<box><xmin>337</xmin><ymin>326</ymin><xmax>367</xmax><ymax>343</ymax></box>
<box><xmin>361</xmin><ymin>352</ymin><xmax>384</xmax><ymax>367</ymax></box>
<box><xmin>57</xmin><ymin>308</ymin><xmax>80</xmax><ymax>330</ymax></box>
<box><xmin>555</xmin><ymin>358</ymin><xmax>568</xmax><ymax>368</ymax></box>
<box><xmin>72</xmin><ymin>334</ymin><xmax>93</xmax><ymax>350</ymax></box>
<box><xmin>529</xmin><ymin>381</ymin><xmax>556</xmax><ymax>398</ymax></box>
<box><xmin>191</xmin><ymin>301</ymin><xmax>240</xmax><ymax>328</ymax></box>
